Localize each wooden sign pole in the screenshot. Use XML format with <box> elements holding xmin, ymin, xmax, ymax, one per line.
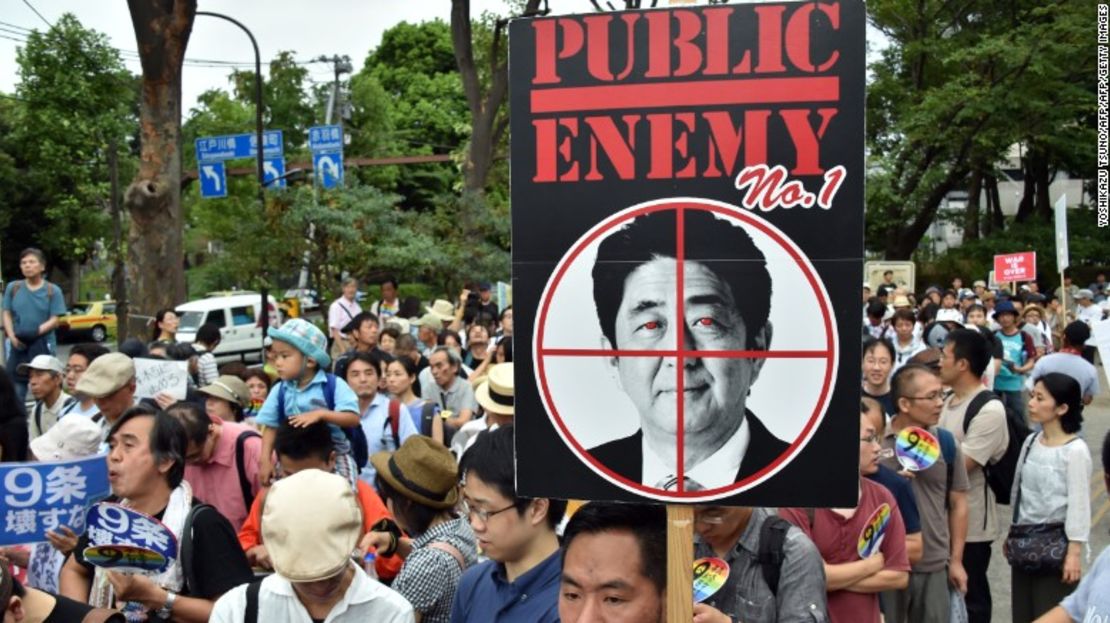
<box><xmin>666</xmin><ymin>505</ymin><xmax>694</xmax><ymax>623</ymax></box>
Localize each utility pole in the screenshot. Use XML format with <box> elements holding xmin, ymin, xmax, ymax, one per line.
<box><xmin>297</xmin><ymin>54</ymin><xmax>352</xmax><ymax>291</ymax></box>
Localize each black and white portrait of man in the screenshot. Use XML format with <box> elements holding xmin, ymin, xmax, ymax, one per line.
<box><xmin>587</xmin><ymin>209</ymin><xmax>788</xmax><ymax>491</ymax></box>
<box><xmin>534</xmin><ymin>199</ymin><xmax>836</xmax><ymax>500</ymax></box>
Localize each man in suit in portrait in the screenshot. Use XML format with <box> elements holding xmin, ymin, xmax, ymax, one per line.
<box><xmin>588</xmin><ymin>209</ymin><xmax>788</xmax><ymax>492</ymax></box>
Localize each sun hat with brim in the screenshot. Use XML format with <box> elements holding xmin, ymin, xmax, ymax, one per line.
<box><xmin>892</xmin><ymin>295</ymin><xmax>912</xmax><ymax>308</ymax></box>
<box><xmin>1076</xmin><ymin>289</ymin><xmax>1094</xmax><ymax>300</ymax></box>
<box><xmin>370</xmin><ymin>435</ymin><xmax>459</xmax><ymax>510</ymax></box>
<box><xmin>412</xmin><ymin>313</ymin><xmax>442</xmax><ymax>329</ymax></box>
<box><xmin>262</xmin><ymin>469</ymin><xmax>361</xmax><ymax>582</ymax></box>
<box><xmin>30</xmin><ymin>416</ymin><xmax>103</xmax><ymax>461</ymax></box>
<box><xmin>385</xmin><ymin>317</ymin><xmax>411</xmax><ymax>335</ymax></box>
<box><xmin>1022</xmin><ymin>304</ymin><xmax>1046</xmax><ymax>319</ymax></box>
<box><xmin>17</xmin><ymin>354</ymin><xmax>65</xmax><ymax>377</ymax></box>
<box><xmin>268</xmin><ymin>318</ymin><xmax>330</xmax><ymax>369</ymax></box>
<box><xmin>992</xmin><ymin>300</ymin><xmax>1019</xmax><ymax>319</ymax></box>
<box><xmin>197</xmin><ymin>375</ymin><xmax>251</xmax><ymax>409</ymax></box>
<box><xmin>475</xmin><ymin>363</ymin><xmax>514</xmax><ymax>416</ymax></box>
<box><xmin>973</xmin><ymin>280</ymin><xmax>987</xmax><ymax>288</ymax></box>
<box><xmin>75</xmin><ymin>353</ymin><xmax>135</xmax><ymax>398</ymax></box>
<box><xmin>425</xmin><ymin>299</ymin><xmax>456</xmax><ymax>322</ymax></box>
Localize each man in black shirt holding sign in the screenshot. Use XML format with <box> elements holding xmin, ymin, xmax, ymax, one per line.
<box><xmin>59</xmin><ymin>405</ymin><xmax>253</xmax><ymax>622</ymax></box>
<box><xmin>589</xmin><ymin>209</ymin><xmax>788</xmax><ymax>491</ymax></box>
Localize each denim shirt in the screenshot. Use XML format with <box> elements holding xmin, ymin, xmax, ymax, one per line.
<box><xmin>449</xmin><ymin>550</ymin><xmax>561</xmax><ymax>623</ymax></box>
<box><xmin>694</xmin><ymin>507</ymin><xmax>828</xmax><ymax>623</ymax></box>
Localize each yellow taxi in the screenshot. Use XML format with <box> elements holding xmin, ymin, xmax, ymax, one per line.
<box><xmin>57</xmin><ymin>300</ymin><xmax>117</xmax><ymax>343</ymax></box>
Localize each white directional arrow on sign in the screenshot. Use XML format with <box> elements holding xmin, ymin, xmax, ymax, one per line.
<box><xmin>263</xmin><ymin>160</ymin><xmax>279</xmax><ymax>180</ymax></box>
<box><xmin>318</xmin><ymin>155</ymin><xmax>339</xmax><ymax>182</ymax></box>
<box><xmin>202</xmin><ymin>165</ymin><xmax>222</xmax><ymax>191</ymax></box>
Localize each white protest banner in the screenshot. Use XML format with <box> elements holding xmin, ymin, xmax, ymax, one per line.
<box><xmin>133</xmin><ymin>358</ymin><xmax>188</xmax><ymax>400</ymax></box>
<box><xmin>1054</xmin><ymin>195</ymin><xmax>1069</xmax><ymax>272</ymax></box>
<box><xmin>1094</xmin><ymin>319</ymin><xmax>1110</xmax><ymax>391</ymax></box>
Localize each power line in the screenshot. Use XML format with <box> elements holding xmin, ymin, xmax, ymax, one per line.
<box><xmin>20</xmin><ymin>0</ymin><xmax>52</xmax><ymax>29</ymax></box>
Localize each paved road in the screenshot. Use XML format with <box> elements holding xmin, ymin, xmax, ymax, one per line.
<box><xmin>988</xmin><ymin>364</ymin><xmax>1110</xmax><ymax>623</ymax></box>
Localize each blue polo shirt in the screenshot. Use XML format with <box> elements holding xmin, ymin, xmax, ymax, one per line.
<box><xmin>449</xmin><ymin>550</ymin><xmax>561</xmax><ymax>623</ymax></box>
<box><xmin>255</xmin><ymin>370</ymin><xmax>358</xmax><ymax>453</ymax></box>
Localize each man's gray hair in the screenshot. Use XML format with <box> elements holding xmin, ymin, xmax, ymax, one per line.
<box><xmin>341</xmin><ymin>277</ymin><xmax>358</xmax><ymax>288</ymax></box>
<box><xmin>432</xmin><ymin>345</ymin><xmax>461</xmax><ymax>368</ymax></box>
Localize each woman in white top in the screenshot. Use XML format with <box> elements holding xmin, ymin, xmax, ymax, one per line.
<box><xmin>1009</xmin><ymin>372</ymin><xmax>1092</xmax><ymax>623</ymax></box>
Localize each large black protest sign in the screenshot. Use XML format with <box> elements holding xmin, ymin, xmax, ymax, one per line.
<box><xmin>511</xmin><ymin>1</ymin><xmax>864</xmax><ymax>505</ymax></box>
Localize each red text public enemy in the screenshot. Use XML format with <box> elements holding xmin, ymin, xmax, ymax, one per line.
<box><xmin>528</xmin><ymin>3</ymin><xmax>845</xmax><ymax>186</ymax></box>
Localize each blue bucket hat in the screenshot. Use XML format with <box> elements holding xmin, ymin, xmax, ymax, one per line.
<box><xmin>992</xmin><ymin>299</ymin><xmax>1019</xmax><ymax>319</ymax></box>
<box><xmin>269</xmin><ymin>318</ymin><xmax>331</xmax><ymax>369</ymax></box>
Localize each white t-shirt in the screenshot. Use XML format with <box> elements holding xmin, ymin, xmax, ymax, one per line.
<box><xmin>210</xmin><ymin>563</ymin><xmax>414</xmax><ymax>623</ymax></box>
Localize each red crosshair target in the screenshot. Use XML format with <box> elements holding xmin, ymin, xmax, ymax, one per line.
<box><xmin>534</xmin><ymin>197</ymin><xmax>839</xmax><ymax>502</ymax></box>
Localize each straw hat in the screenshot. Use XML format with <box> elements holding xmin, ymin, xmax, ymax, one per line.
<box><xmin>425</xmin><ymin>299</ymin><xmax>456</xmax><ymax>322</ymax></box>
<box><xmin>197</xmin><ymin>375</ymin><xmax>251</xmax><ymax>409</ymax></box>
<box><xmin>370</xmin><ymin>436</ymin><xmax>459</xmax><ymax>509</ymax></box>
<box><xmin>475</xmin><ymin>363</ymin><xmax>514</xmax><ymax>416</ymax></box>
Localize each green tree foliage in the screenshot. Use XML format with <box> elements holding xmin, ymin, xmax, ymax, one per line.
<box><xmin>229</xmin><ymin>51</ymin><xmax>315</xmax><ymax>150</ymax></box>
<box><xmin>865</xmin><ymin>0</ymin><xmax>1095</xmax><ymax>259</ymax></box>
<box><xmin>354</xmin><ymin>20</ymin><xmax>469</xmax><ymax>209</ymax></box>
<box><xmin>2</xmin><ymin>14</ymin><xmax>134</xmax><ymax>274</ymax></box>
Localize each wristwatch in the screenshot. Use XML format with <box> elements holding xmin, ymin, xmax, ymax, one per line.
<box><xmin>156</xmin><ymin>590</ymin><xmax>176</xmax><ymax>619</ymax></box>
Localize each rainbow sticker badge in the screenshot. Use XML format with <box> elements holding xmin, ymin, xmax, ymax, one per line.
<box><xmin>857</xmin><ymin>503</ymin><xmax>891</xmax><ymax>559</ymax></box>
<box><xmin>692</xmin><ymin>557</ymin><xmax>730</xmax><ymax>603</ymax></box>
<box><xmin>83</xmin><ymin>544</ymin><xmax>169</xmax><ymax>573</ymax></box>
<box><xmin>895</xmin><ymin>426</ymin><xmax>940</xmax><ymax>472</ymax></box>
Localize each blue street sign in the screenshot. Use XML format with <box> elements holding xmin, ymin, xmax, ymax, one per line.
<box><xmin>198</xmin><ymin>161</ymin><xmax>228</xmax><ymax>197</ymax></box>
<box><xmin>308</xmin><ymin>125</ymin><xmax>343</xmax><ymax>152</ymax></box>
<box><xmin>198</xmin><ymin>161</ymin><xmax>227</xmax><ymax>198</ymax></box>
<box><xmin>314</xmin><ymin>151</ymin><xmax>343</xmax><ymax>189</ymax></box>
<box><xmin>263</xmin><ymin>156</ymin><xmax>286</xmax><ymax>189</ymax></box>
<box><xmin>195</xmin><ymin>130</ymin><xmax>284</xmax><ymax>163</ymax></box>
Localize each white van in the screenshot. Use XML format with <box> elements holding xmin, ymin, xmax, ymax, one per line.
<box><xmin>175</xmin><ymin>292</ymin><xmax>280</xmax><ymax>363</ymax></box>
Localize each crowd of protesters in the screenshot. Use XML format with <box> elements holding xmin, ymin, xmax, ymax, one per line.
<box><xmin>1</xmin><ymin>250</ymin><xmax>1108</xmax><ymax>622</ymax></box>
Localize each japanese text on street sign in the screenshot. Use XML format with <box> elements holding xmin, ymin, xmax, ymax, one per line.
<box><xmin>85</xmin><ymin>503</ymin><xmax>178</xmax><ymax>566</ymax></box>
<box><xmin>993</xmin><ymin>252</ymin><xmax>1036</xmax><ymax>283</ymax></box>
<box><xmin>195</xmin><ymin>130</ymin><xmax>284</xmax><ymax>163</ymax></box>
<box><xmin>133</xmin><ymin>358</ymin><xmax>188</xmax><ymax>401</ymax></box>
<box><xmin>0</xmin><ymin>455</ymin><xmax>110</xmax><ymax>545</ymax></box>
<box><xmin>308</xmin><ymin>125</ymin><xmax>343</xmax><ymax>152</ymax></box>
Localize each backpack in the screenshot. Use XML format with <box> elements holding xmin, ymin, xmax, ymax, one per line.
<box><xmin>275</xmin><ymin>373</ymin><xmax>369</xmax><ymax>470</ymax></box>
<box><xmin>385</xmin><ymin>398</ymin><xmax>401</xmax><ymax>448</ymax></box>
<box><xmin>757</xmin><ymin>508</ymin><xmax>815</xmax><ymax>596</ymax></box>
<box><xmin>962</xmin><ymin>389</ymin><xmax>1031</xmax><ymax>506</ymax></box>
<box><xmin>179</xmin><ymin>503</ymin><xmax>228</xmax><ymax>597</ymax></box>
<box><xmin>937</xmin><ymin>426</ymin><xmax>958</xmax><ymax>508</ymax></box>
<box><xmin>234</xmin><ymin>429</ymin><xmax>262</xmax><ymax>510</ymax></box>
<box><xmin>9</xmin><ymin>279</ymin><xmax>57</xmax><ymax>304</ymax></box>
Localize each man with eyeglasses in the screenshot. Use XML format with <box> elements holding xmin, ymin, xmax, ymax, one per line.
<box><xmin>58</xmin><ymin>343</ymin><xmax>110</xmax><ymax>420</ymax></box>
<box><xmin>451</xmin><ymin>425</ymin><xmax>567</xmax><ymax>623</ymax></box>
<box><xmin>689</xmin><ymin>502</ymin><xmax>827</xmax><ymax>623</ymax></box>
<box><xmin>780</xmin><ymin>411</ymin><xmax>910</xmax><ymax>623</ymax></box>
<box><xmin>164</xmin><ymin>400</ymin><xmax>263</xmax><ymax>531</ymax></box>
<box><xmin>880</xmin><ymin>364</ymin><xmax>970</xmax><ymax>622</ymax></box>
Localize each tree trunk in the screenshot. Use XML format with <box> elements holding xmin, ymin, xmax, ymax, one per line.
<box><xmin>451</xmin><ymin>0</ymin><xmax>540</xmax><ymax>194</ymax></box>
<box><xmin>964</xmin><ymin>169</ymin><xmax>982</xmax><ymax>243</ymax></box>
<box><xmin>125</xmin><ymin>0</ymin><xmax>195</xmax><ymax>318</ymax></box>
<box><xmin>69</xmin><ymin>259</ymin><xmax>81</xmax><ymax>302</ymax></box>
<box><xmin>987</xmin><ymin>174</ymin><xmax>1004</xmax><ymax>232</ymax></box>
<box><xmin>1034</xmin><ymin>159</ymin><xmax>1052</xmax><ymax>221</ymax></box>
<box><xmin>1015</xmin><ymin>145</ymin><xmax>1038</xmax><ymax>223</ymax></box>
